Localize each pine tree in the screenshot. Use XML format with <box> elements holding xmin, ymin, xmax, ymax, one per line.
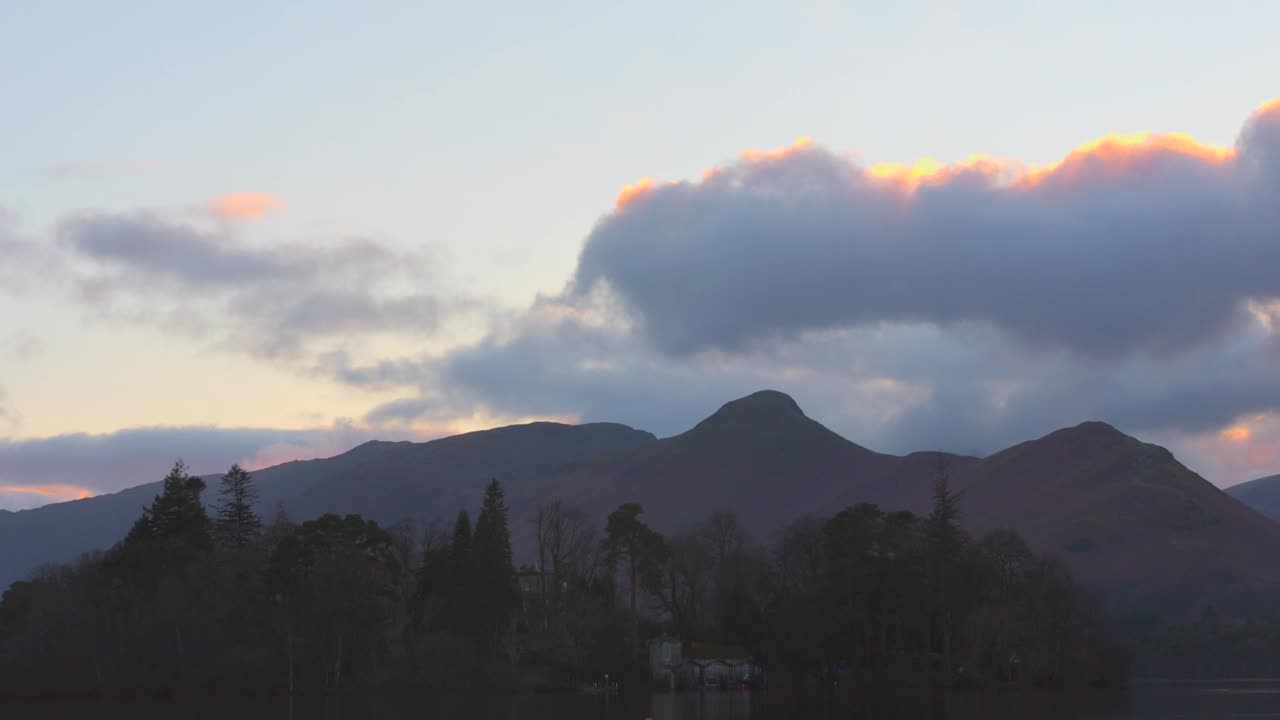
<box><xmin>925</xmin><ymin>453</ymin><xmax>967</xmax><ymax>683</ymax></box>
<box><xmin>117</xmin><ymin>459</ymin><xmax>213</xmax><ymax>584</ymax></box>
<box><xmin>471</xmin><ymin>479</ymin><xmax>517</xmax><ymax>656</ymax></box>
<box><xmin>450</xmin><ymin>508</ymin><xmax>473</xmax><ymax>582</ymax></box>
<box><xmin>603</xmin><ymin>502</ymin><xmax>669</xmax><ymax>654</ymax></box>
<box><xmin>214</xmin><ymin>463</ymin><xmax>262</xmax><ymax>550</ymax></box>
<box><xmin>126</xmin><ymin>459</ymin><xmax>212</xmax><ymax>550</ymax></box>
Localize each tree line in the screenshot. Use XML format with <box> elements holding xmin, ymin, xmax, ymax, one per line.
<box><xmin>0</xmin><ymin>460</ymin><xmax>1129</xmax><ymax>698</ymax></box>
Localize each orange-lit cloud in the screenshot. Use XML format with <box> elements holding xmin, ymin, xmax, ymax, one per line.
<box><xmin>868</xmin><ymin>154</ymin><xmax>1013</xmax><ymax>189</ymax></box>
<box><xmin>615</xmin><ymin>177</ymin><xmax>659</xmax><ymax>209</ymax></box>
<box><xmin>617</xmin><ymin>137</ymin><xmax>818</xmax><ymax>209</ymax></box>
<box><xmin>1222</xmin><ymin>426</ymin><xmax>1252</xmax><ymax>443</ymax></box>
<box><xmin>210</xmin><ymin>192</ymin><xmax>283</xmax><ymax>220</ymax></box>
<box><xmin>610</xmin><ymin>99</ymin><xmax>1280</xmax><ymax>202</ymax></box>
<box><xmin>863</xmin><ymin>133</ymin><xmax>1233</xmax><ymax>192</ymax></box>
<box><xmin>739</xmin><ymin>135</ymin><xmax>815</xmax><ymax>163</ymax></box>
<box><xmin>0</xmin><ymin>484</ymin><xmax>95</xmax><ymax>501</ymax></box>
<box><xmin>1021</xmin><ymin>132</ymin><xmax>1234</xmax><ymax>188</ymax></box>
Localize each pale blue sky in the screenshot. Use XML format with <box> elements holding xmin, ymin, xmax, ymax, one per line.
<box><xmin>2</xmin><ymin>0</ymin><xmax>1279</xmax><ymax>507</ymax></box>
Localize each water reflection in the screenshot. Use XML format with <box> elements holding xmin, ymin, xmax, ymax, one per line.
<box><xmin>7</xmin><ymin>681</ymin><xmax>1280</xmax><ymax>720</ymax></box>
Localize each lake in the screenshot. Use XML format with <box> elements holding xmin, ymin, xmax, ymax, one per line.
<box><xmin>6</xmin><ymin>681</ymin><xmax>1280</xmax><ymax>719</ymax></box>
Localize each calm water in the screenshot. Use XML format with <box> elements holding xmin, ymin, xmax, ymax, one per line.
<box><xmin>6</xmin><ymin>681</ymin><xmax>1280</xmax><ymax>719</ymax></box>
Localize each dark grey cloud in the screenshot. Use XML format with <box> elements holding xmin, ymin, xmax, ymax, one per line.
<box><xmin>571</xmin><ymin>104</ymin><xmax>1280</xmax><ymax>358</ymax></box>
<box><xmin>62</xmin><ymin>213</ymin><xmax>302</xmax><ymax>286</ymax></box>
<box><xmin>55</xmin><ymin>213</ymin><xmax>461</xmax><ymax>360</ymax></box>
<box><xmin>342</xmin><ymin>103</ymin><xmax>1280</xmax><ymax>486</ymax></box>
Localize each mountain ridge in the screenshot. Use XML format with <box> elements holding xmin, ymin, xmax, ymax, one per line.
<box><xmin>4</xmin><ymin>390</ymin><xmax>1279</xmax><ymax>618</ymax></box>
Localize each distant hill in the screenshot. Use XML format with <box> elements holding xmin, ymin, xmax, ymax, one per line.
<box><xmin>1226</xmin><ymin>474</ymin><xmax>1280</xmax><ymax>522</ymax></box>
<box><xmin>0</xmin><ymin>421</ymin><xmax>655</xmax><ymax>591</ymax></box>
<box><xmin>530</xmin><ymin>394</ymin><xmax>1280</xmax><ymax>617</ymax></box>
<box><xmin>958</xmin><ymin>423</ymin><xmax>1280</xmax><ymax>616</ymax></box>
<box><xmin>530</xmin><ymin>390</ymin><xmax>980</xmax><ymax>536</ymax></box>
<box><xmin>4</xmin><ymin>390</ymin><xmax>1280</xmax><ymax>618</ymax></box>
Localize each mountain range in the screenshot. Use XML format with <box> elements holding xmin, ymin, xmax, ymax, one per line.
<box><xmin>4</xmin><ymin>389</ymin><xmax>1279</xmax><ymax>618</ymax></box>
<box><xmin>1226</xmin><ymin>474</ymin><xmax>1280</xmax><ymax>522</ymax></box>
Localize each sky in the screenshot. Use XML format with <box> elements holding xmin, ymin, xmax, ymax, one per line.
<box><xmin>2</xmin><ymin>1</ymin><xmax>1279</xmax><ymax>510</ymax></box>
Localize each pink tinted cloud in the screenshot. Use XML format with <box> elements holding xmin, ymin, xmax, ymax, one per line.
<box><xmin>210</xmin><ymin>192</ymin><xmax>283</xmax><ymax>220</ymax></box>
<box><xmin>0</xmin><ymin>484</ymin><xmax>96</xmax><ymax>507</ymax></box>
<box><xmin>1157</xmin><ymin>414</ymin><xmax>1280</xmax><ymax>488</ymax></box>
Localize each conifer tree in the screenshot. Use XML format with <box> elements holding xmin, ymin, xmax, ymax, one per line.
<box><xmin>925</xmin><ymin>453</ymin><xmax>967</xmax><ymax>683</ymax></box>
<box><xmin>215</xmin><ymin>463</ymin><xmax>262</xmax><ymax>550</ymax></box>
<box><xmin>471</xmin><ymin>479</ymin><xmax>517</xmax><ymax>655</ymax></box>
<box><xmin>125</xmin><ymin>459</ymin><xmax>212</xmax><ymax>551</ymax></box>
<box><xmin>450</xmin><ymin>508</ymin><xmax>473</xmax><ymax>583</ymax></box>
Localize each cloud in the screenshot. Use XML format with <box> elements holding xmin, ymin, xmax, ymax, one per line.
<box><xmin>56</xmin><ymin>212</ymin><xmax>461</xmax><ymax>360</ymax></box>
<box><xmin>340</xmin><ymin>100</ymin><xmax>1280</xmax><ymax>486</ymax></box>
<box><xmin>0</xmin><ymin>484</ymin><xmax>95</xmax><ymax>510</ymax></box>
<box><xmin>572</xmin><ymin>100</ymin><xmax>1280</xmax><ymax>358</ymax></box>
<box><xmin>0</xmin><ymin>423</ymin><xmax>436</xmax><ymax>510</ymax></box>
<box><xmin>209</xmin><ymin>192</ymin><xmax>284</xmax><ymax>220</ymax></box>
<box><xmin>1150</xmin><ymin>413</ymin><xmax>1280</xmax><ymax>489</ymax></box>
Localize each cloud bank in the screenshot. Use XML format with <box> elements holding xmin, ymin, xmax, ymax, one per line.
<box><xmin>574</xmin><ymin>106</ymin><xmax>1280</xmax><ymax>357</ymax></box>
<box><xmin>57</xmin><ymin>212</ymin><xmax>458</xmax><ymax>359</ymax></box>
<box><xmin>9</xmin><ymin>100</ymin><xmax>1280</xmax><ymax>505</ymax></box>
<box><xmin>348</xmin><ymin>99</ymin><xmax>1280</xmax><ymax>482</ymax></box>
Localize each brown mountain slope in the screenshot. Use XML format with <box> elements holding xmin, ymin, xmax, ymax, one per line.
<box><xmin>288</xmin><ymin>421</ymin><xmax>656</xmax><ymax>524</ymax></box>
<box><xmin>0</xmin><ymin>421</ymin><xmax>655</xmax><ymax>592</ymax></box>
<box><xmin>6</xmin><ymin>390</ymin><xmax>1279</xmax><ymax>618</ymax></box>
<box><xmin>532</xmin><ymin>397</ymin><xmax>1280</xmax><ymax>617</ymax></box>
<box><xmin>958</xmin><ymin>422</ymin><xmax>1280</xmax><ymax>616</ymax></box>
<box><xmin>530</xmin><ymin>390</ymin><xmax>979</xmax><ymax>538</ymax></box>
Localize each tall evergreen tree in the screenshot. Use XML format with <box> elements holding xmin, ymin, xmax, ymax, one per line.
<box><xmin>925</xmin><ymin>454</ymin><xmax>967</xmax><ymax>683</ymax></box>
<box><xmin>214</xmin><ymin>463</ymin><xmax>261</xmax><ymax>550</ymax></box>
<box><xmin>124</xmin><ymin>459</ymin><xmax>212</xmax><ymax>551</ymax></box>
<box><xmin>471</xmin><ymin>480</ymin><xmax>517</xmax><ymax>655</ymax></box>
<box><xmin>451</xmin><ymin>508</ymin><xmax>473</xmax><ymax>581</ymax></box>
<box><xmin>115</xmin><ymin>459</ymin><xmax>213</xmax><ymax>588</ymax></box>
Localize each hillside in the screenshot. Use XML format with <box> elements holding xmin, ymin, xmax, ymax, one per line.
<box><xmin>5</xmin><ymin>389</ymin><xmax>1280</xmax><ymax>618</ymax></box>
<box><xmin>530</xmin><ymin>390</ymin><xmax>979</xmax><ymax>536</ymax></box>
<box><xmin>959</xmin><ymin>423</ymin><xmax>1280</xmax><ymax>616</ymax></box>
<box><xmin>0</xmin><ymin>421</ymin><xmax>654</xmax><ymax>591</ymax></box>
<box><xmin>1226</xmin><ymin>474</ymin><xmax>1280</xmax><ymax>522</ymax></box>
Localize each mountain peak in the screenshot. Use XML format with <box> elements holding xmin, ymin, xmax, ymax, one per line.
<box><xmin>695</xmin><ymin>390</ymin><xmax>806</xmax><ymax>430</ymax></box>
<box><xmin>1052</xmin><ymin>420</ymin><xmax>1131</xmax><ymax>443</ymax></box>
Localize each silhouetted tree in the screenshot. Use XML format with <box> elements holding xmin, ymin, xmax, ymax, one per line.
<box><xmin>471</xmin><ymin>480</ymin><xmax>518</xmax><ymax>656</ymax></box>
<box><xmin>533</xmin><ymin>500</ymin><xmax>596</xmax><ymax>611</ymax></box>
<box><xmin>214</xmin><ymin>464</ymin><xmax>261</xmax><ymax>550</ymax></box>
<box><xmin>925</xmin><ymin>454</ymin><xmax>968</xmax><ymax>682</ymax></box>
<box><xmin>603</xmin><ymin>502</ymin><xmax>669</xmax><ymax>653</ymax></box>
<box><xmin>124</xmin><ymin>459</ymin><xmax>212</xmax><ymax>551</ymax></box>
